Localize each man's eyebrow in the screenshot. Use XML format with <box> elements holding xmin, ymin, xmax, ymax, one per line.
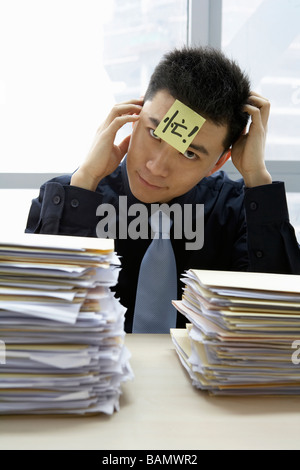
<box><xmin>189</xmin><ymin>142</ymin><xmax>210</xmax><ymax>156</ymax></box>
<box><xmin>149</xmin><ymin>117</ymin><xmax>160</xmax><ymax>127</ymax></box>
<box><xmin>148</xmin><ymin>116</ymin><xmax>210</xmax><ymax>156</ymax></box>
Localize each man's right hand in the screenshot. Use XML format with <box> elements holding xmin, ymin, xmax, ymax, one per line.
<box><xmin>71</xmin><ymin>99</ymin><xmax>143</xmax><ymax>191</ymax></box>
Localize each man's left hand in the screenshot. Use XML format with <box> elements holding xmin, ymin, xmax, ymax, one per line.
<box><xmin>231</xmin><ymin>92</ymin><xmax>272</xmax><ymax>188</ymax></box>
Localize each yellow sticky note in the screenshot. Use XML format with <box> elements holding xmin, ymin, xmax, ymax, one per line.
<box><xmin>154</xmin><ymin>100</ymin><xmax>206</xmax><ymax>154</ymax></box>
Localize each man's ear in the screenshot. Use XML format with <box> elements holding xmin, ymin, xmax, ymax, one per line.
<box><xmin>207</xmin><ymin>149</ymin><xmax>231</xmax><ymax>176</ymax></box>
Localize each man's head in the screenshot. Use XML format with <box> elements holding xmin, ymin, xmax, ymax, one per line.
<box><xmin>126</xmin><ymin>46</ymin><xmax>251</xmax><ymax>204</ymax></box>
<box><xmin>144</xmin><ymin>46</ymin><xmax>251</xmax><ymax>150</ymax></box>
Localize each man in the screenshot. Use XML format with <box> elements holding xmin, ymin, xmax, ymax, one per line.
<box><xmin>26</xmin><ymin>47</ymin><xmax>300</xmax><ymax>332</ymax></box>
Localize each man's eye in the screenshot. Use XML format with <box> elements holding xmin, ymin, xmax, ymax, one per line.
<box><xmin>183</xmin><ymin>149</ymin><xmax>198</xmax><ymax>160</ymax></box>
<box><xmin>149</xmin><ymin>128</ymin><xmax>160</xmax><ymax>140</ymax></box>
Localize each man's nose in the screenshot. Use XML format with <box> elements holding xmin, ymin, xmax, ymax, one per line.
<box><xmin>145</xmin><ymin>142</ymin><xmax>176</xmax><ymax>177</ymax></box>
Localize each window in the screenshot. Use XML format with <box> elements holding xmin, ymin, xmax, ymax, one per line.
<box><xmin>0</xmin><ymin>0</ymin><xmax>187</xmax><ymax>174</ymax></box>
<box><xmin>0</xmin><ymin>0</ymin><xmax>187</xmax><ymax>236</ymax></box>
<box><xmin>220</xmin><ymin>0</ymin><xmax>300</xmax><ymax>238</ymax></box>
<box><xmin>222</xmin><ymin>0</ymin><xmax>300</xmax><ymax>162</ymax></box>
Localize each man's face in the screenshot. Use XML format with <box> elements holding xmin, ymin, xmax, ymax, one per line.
<box><xmin>126</xmin><ymin>90</ymin><xmax>229</xmax><ymax>203</ymax></box>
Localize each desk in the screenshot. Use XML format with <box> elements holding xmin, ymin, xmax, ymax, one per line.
<box><xmin>1</xmin><ymin>334</ymin><xmax>300</xmax><ymax>450</ymax></box>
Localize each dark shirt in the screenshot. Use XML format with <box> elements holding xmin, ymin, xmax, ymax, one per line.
<box><xmin>25</xmin><ymin>159</ymin><xmax>300</xmax><ymax>332</ymax></box>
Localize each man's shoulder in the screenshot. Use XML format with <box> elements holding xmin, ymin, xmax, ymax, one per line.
<box><xmin>201</xmin><ymin>170</ymin><xmax>244</xmax><ymax>192</ymax></box>
<box><xmin>192</xmin><ymin>171</ymin><xmax>245</xmax><ymax>201</ymax></box>
<box><xmin>173</xmin><ymin>170</ymin><xmax>244</xmax><ymax>208</ymax></box>
<box><xmin>196</xmin><ymin>171</ymin><xmax>245</xmax><ymax>214</ymax></box>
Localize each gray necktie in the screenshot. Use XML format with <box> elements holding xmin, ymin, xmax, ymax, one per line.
<box><xmin>132</xmin><ymin>210</ymin><xmax>178</xmax><ymax>333</ymax></box>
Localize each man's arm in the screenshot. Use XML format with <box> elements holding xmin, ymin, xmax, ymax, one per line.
<box><xmin>71</xmin><ymin>99</ymin><xmax>143</xmax><ymax>191</ymax></box>
<box><xmin>231</xmin><ymin>92</ymin><xmax>272</xmax><ymax>188</ymax></box>
<box><xmin>228</xmin><ymin>91</ymin><xmax>300</xmax><ymax>273</ymax></box>
<box><xmin>25</xmin><ymin>175</ymin><xmax>105</xmax><ymax>237</ymax></box>
<box><xmin>25</xmin><ymin>99</ymin><xmax>143</xmax><ymax>236</ymax></box>
<box><xmin>244</xmin><ymin>182</ymin><xmax>300</xmax><ymax>274</ymax></box>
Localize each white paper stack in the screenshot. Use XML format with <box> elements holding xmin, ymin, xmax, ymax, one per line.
<box><xmin>0</xmin><ymin>233</ymin><xmax>133</xmax><ymax>415</ymax></box>
<box><xmin>172</xmin><ymin>269</ymin><xmax>300</xmax><ymax>396</ymax></box>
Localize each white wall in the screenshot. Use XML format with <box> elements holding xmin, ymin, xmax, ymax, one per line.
<box><xmin>0</xmin><ymin>190</ymin><xmax>37</xmax><ymax>238</ymax></box>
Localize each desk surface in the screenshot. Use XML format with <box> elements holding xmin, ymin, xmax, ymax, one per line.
<box><xmin>1</xmin><ymin>334</ymin><xmax>300</xmax><ymax>450</ymax></box>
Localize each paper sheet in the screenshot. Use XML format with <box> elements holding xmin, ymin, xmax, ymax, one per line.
<box><xmin>0</xmin><ymin>234</ymin><xmax>132</xmax><ymax>414</ymax></box>
<box><xmin>172</xmin><ymin>270</ymin><xmax>300</xmax><ymax>395</ymax></box>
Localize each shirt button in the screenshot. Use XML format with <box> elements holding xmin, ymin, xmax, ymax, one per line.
<box><xmin>71</xmin><ymin>199</ymin><xmax>79</xmax><ymax>208</ymax></box>
<box><xmin>256</xmin><ymin>250</ymin><xmax>263</xmax><ymax>258</ymax></box>
<box><xmin>250</xmin><ymin>201</ymin><xmax>258</xmax><ymax>211</ymax></box>
<box><xmin>52</xmin><ymin>195</ymin><xmax>61</xmax><ymax>205</ymax></box>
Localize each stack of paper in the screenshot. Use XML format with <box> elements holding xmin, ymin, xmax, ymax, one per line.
<box><xmin>172</xmin><ymin>269</ymin><xmax>300</xmax><ymax>395</ymax></box>
<box><xmin>0</xmin><ymin>233</ymin><xmax>133</xmax><ymax>415</ymax></box>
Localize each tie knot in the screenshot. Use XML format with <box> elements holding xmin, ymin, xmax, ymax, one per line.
<box><xmin>150</xmin><ymin>210</ymin><xmax>172</xmax><ymax>238</ymax></box>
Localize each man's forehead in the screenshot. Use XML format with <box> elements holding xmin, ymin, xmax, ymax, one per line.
<box><xmin>142</xmin><ymin>90</ymin><xmax>229</xmax><ymax>153</ymax></box>
<box><xmin>142</xmin><ymin>93</ymin><xmax>174</xmax><ymax>116</ymax></box>
<box><xmin>143</xmin><ymin>97</ymin><xmax>206</xmax><ymax>154</ymax></box>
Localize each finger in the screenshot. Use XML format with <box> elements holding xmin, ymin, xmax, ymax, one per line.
<box><xmin>105</xmin><ymin>114</ymin><xmax>140</xmax><ymax>137</ymax></box>
<box><xmin>110</xmin><ymin>99</ymin><xmax>144</xmax><ymax>117</ymax></box>
<box><xmin>118</xmin><ymin>98</ymin><xmax>144</xmax><ymax>106</ymax></box>
<box><xmin>118</xmin><ymin>134</ymin><xmax>132</xmax><ymax>157</ymax></box>
<box><xmin>110</xmin><ymin>103</ymin><xmax>143</xmax><ymax>118</ymax></box>
<box><xmin>99</xmin><ymin>103</ymin><xmax>142</xmax><ymax>131</ymax></box>
<box><xmin>249</xmin><ymin>91</ymin><xmax>269</xmax><ymax>100</ymax></box>
<box><xmin>247</xmin><ymin>94</ymin><xmax>270</xmax><ymax>108</ymax></box>
<box><xmin>244</xmin><ymin>102</ymin><xmax>270</xmax><ymax>131</ymax></box>
<box><xmin>247</xmin><ymin>91</ymin><xmax>270</xmax><ymax>110</ymax></box>
<box><xmin>244</xmin><ymin>104</ymin><xmax>265</xmax><ymax>130</ymax></box>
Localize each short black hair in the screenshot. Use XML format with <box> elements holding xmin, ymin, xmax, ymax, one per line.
<box><xmin>144</xmin><ymin>46</ymin><xmax>251</xmax><ymax>150</ymax></box>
